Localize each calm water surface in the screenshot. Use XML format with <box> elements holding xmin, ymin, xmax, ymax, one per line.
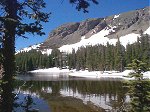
<box><xmin>15</xmin><ymin>73</ymin><xmax>128</xmax><ymax>112</ymax></box>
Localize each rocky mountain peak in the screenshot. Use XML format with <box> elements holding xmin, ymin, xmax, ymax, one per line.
<box><xmin>40</xmin><ymin>6</ymin><xmax>149</xmax><ymax>50</ymax></box>
<box><xmin>17</xmin><ymin>6</ymin><xmax>150</xmax><ymax>54</ymax></box>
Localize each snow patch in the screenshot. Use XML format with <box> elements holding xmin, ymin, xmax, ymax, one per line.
<box><xmin>107</xmin><ymin>26</ymin><xmax>117</xmax><ymax>34</ymax></box>
<box><xmin>16</xmin><ymin>26</ymin><xmax>149</xmax><ymax>55</ymax></box>
<box><xmin>144</xmin><ymin>26</ymin><xmax>150</xmax><ymax>35</ymax></box>
<box><xmin>29</xmin><ymin>67</ymin><xmax>150</xmax><ymax>79</ymax></box>
<box><xmin>69</xmin><ymin>70</ymin><xmax>150</xmax><ymax>79</ymax></box>
<box><xmin>114</xmin><ymin>14</ymin><xmax>120</xmax><ymax>19</ymax></box>
<box><xmin>59</xmin><ymin>28</ymin><xmax>140</xmax><ymax>53</ymax></box>
<box><xmin>59</xmin><ymin>29</ymin><xmax>110</xmax><ymax>53</ymax></box>
<box><xmin>119</xmin><ymin>33</ymin><xmax>140</xmax><ymax>47</ymax></box>
<box><xmin>16</xmin><ymin>43</ymin><xmax>41</xmax><ymax>54</ymax></box>
<box><xmin>41</xmin><ymin>49</ymin><xmax>52</xmax><ymax>55</ymax></box>
<box><xmin>29</xmin><ymin>67</ymin><xmax>70</xmax><ymax>73</ymax></box>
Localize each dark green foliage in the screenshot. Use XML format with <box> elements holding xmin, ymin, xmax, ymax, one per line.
<box><xmin>73</xmin><ymin>34</ymin><xmax>149</xmax><ymax>71</ymax></box>
<box><xmin>0</xmin><ymin>0</ymin><xmax>50</xmax><ymax>39</ymax></box>
<box><xmin>76</xmin><ymin>47</ymin><xmax>86</xmax><ymax>70</ymax></box>
<box><xmin>125</xmin><ymin>34</ymin><xmax>150</xmax><ymax>69</ymax></box>
<box><xmin>69</xmin><ymin>0</ymin><xmax>98</xmax><ymax>13</ymax></box>
<box><xmin>0</xmin><ymin>0</ymin><xmax>49</xmax><ymax>111</ymax></box>
<box><xmin>0</xmin><ymin>0</ymin><xmax>98</xmax><ymax>111</ymax></box>
<box><xmin>68</xmin><ymin>40</ymin><xmax>126</xmax><ymax>71</ymax></box>
<box><xmin>114</xmin><ymin>38</ymin><xmax>125</xmax><ymax>72</ymax></box>
<box><xmin>67</xmin><ymin>49</ymin><xmax>76</xmax><ymax>69</ymax></box>
<box><xmin>16</xmin><ymin>34</ymin><xmax>150</xmax><ymax>72</ymax></box>
<box><xmin>124</xmin><ymin>59</ymin><xmax>150</xmax><ymax>112</ymax></box>
<box><xmin>16</xmin><ymin>48</ymin><xmax>67</xmax><ymax>72</ymax></box>
<box><xmin>51</xmin><ymin>48</ymin><xmax>61</xmax><ymax>67</ymax></box>
<box><xmin>16</xmin><ymin>50</ymin><xmax>54</xmax><ymax>72</ymax></box>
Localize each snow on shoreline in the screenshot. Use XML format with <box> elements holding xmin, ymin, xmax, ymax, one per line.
<box><xmin>29</xmin><ymin>67</ymin><xmax>70</xmax><ymax>73</ymax></box>
<box><xmin>29</xmin><ymin>68</ymin><xmax>150</xmax><ymax>80</ymax></box>
<box><xmin>69</xmin><ymin>70</ymin><xmax>150</xmax><ymax>79</ymax></box>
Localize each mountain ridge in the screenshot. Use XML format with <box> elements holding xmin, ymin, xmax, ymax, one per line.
<box><xmin>17</xmin><ymin>6</ymin><xmax>150</xmax><ymax>54</ymax></box>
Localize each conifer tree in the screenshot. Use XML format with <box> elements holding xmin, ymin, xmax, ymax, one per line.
<box><xmin>100</xmin><ymin>45</ymin><xmax>106</xmax><ymax>71</ymax></box>
<box><xmin>86</xmin><ymin>46</ymin><xmax>95</xmax><ymax>71</ymax></box>
<box><xmin>0</xmin><ymin>0</ymin><xmax>98</xmax><ymax>111</ymax></box>
<box><xmin>115</xmin><ymin>38</ymin><xmax>125</xmax><ymax>72</ymax></box>
<box><xmin>105</xmin><ymin>43</ymin><xmax>114</xmax><ymax>70</ymax></box>
<box><xmin>72</xmin><ymin>49</ymin><xmax>76</xmax><ymax>69</ymax></box>
<box><xmin>140</xmin><ymin>34</ymin><xmax>150</xmax><ymax>68</ymax></box>
<box><xmin>125</xmin><ymin>59</ymin><xmax>150</xmax><ymax>112</ymax></box>
<box><xmin>51</xmin><ymin>48</ymin><xmax>61</xmax><ymax>67</ymax></box>
<box><xmin>67</xmin><ymin>49</ymin><xmax>76</xmax><ymax>69</ymax></box>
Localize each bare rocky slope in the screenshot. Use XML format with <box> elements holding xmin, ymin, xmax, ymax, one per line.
<box><xmin>17</xmin><ymin>6</ymin><xmax>150</xmax><ymax>53</ymax></box>
<box><xmin>39</xmin><ymin>6</ymin><xmax>150</xmax><ymax>49</ymax></box>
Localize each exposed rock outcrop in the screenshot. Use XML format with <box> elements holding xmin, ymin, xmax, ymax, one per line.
<box><xmin>18</xmin><ymin>6</ymin><xmax>150</xmax><ymax>53</ymax></box>
<box><xmin>39</xmin><ymin>7</ymin><xmax>149</xmax><ymax>50</ymax></box>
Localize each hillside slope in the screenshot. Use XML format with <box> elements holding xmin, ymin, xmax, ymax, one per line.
<box><xmin>17</xmin><ymin>7</ymin><xmax>150</xmax><ymax>54</ymax></box>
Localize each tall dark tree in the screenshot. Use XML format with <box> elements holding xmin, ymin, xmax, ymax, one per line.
<box><xmin>0</xmin><ymin>0</ymin><xmax>98</xmax><ymax>111</ymax></box>
<box><xmin>68</xmin><ymin>49</ymin><xmax>76</xmax><ymax>69</ymax></box>
<box><xmin>105</xmin><ymin>43</ymin><xmax>114</xmax><ymax>71</ymax></box>
<box><xmin>115</xmin><ymin>38</ymin><xmax>125</xmax><ymax>72</ymax></box>
<box><xmin>51</xmin><ymin>48</ymin><xmax>61</xmax><ymax>67</ymax></box>
<box><xmin>1</xmin><ymin>0</ymin><xmax>19</xmax><ymax>111</ymax></box>
<box><xmin>125</xmin><ymin>59</ymin><xmax>150</xmax><ymax>112</ymax></box>
<box><xmin>140</xmin><ymin>34</ymin><xmax>150</xmax><ymax>68</ymax></box>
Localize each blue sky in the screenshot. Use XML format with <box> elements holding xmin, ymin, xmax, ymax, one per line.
<box><xmin>16</xmin><ymin>0</ymin><xmax>149</xmax><ymax>50</ymax></box>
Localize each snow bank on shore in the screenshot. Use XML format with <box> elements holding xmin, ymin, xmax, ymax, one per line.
<box><xmin>29</xmin><ymin>67</ymin><xmax>150</xmax><ymax>79</ymax></box>
<box><xmin>69</xmin><ymin>70</ymin><xmax>150</xmax><ymax>79</ymax></box>
<box><xmin>29</xmin><ymin>67</ymin><xmax>70</xmax><ymax>73</ymax></box>
<box><xmin>69</xmin><ymin>70</ymin><xmax>131</xmax><ymax>79</ymax></box>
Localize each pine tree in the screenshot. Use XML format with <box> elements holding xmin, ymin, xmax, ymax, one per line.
<box><xmin>125</xmin><ymin>59</ymin><xmax>150</xmax><ymax>112</ymax></box>
<box><xmin>140</xmin><ymin>34</ymin><xmax>150</xmax><ymax>68</ymax></box>
<box><xmin>101</xmin><ymin>45</ymin><xmax>106</xmax><ymax>71</ymax></box>
<box><xmin>114</xmin><ymin>37</ymin><xmax>125</xmax><ymax>72</ymax></box>
<box><xmin>67</xmin><ymin>49</ymin><xmax>76</xmax><ymax>69</ymax></box>
<box><xmin>86</xmin><ymin>46</ymin><xmax>95</xmax><ymax>71</ymax></box>
<box><xmin>105</xmin><ymin>43</ymin><xmax>114</xmax><ymax>71</ymax></box>
<box><xmin>27</xmin><ymin>58</ymin><xmax>33</xmax><ymax>71</ymax></box>
<box><xmin>51</xmin><ymin>48</ymin><xmax>61</xmax><ymax>67</ymax></box>
<box><xmin>72</xmin><ymin>49</ymin><xmax>76</xmax><ymax>69</ymax></box>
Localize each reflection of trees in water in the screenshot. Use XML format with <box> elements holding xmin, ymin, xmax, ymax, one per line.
<box><xmin>15</xmin><ymin>80</ymin><xmax>127</xmax><ymax>111</ymax></box>
<box><xmin>21</xmin><ymin>95</ymin><xmax>39</xmax><ymax>112</ymax></box>
<box><xmin>66</xmin><ymin>80</ymin><xmax>127</xmax><ymax>111</ymax></box>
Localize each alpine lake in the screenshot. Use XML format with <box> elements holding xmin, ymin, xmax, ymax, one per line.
<box><xmin>14</xmin><ymin>72</ymin><xmax>129</xmax><ymax>112</ymax></box>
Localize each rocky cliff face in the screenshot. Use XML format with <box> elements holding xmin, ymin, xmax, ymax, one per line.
<box><xmin>17</xmin><ymin>7</ymin><xmax>150</xmax><ymax>54</ymax></box>
<box><xmin>38</xmin><ymin>6</ymin><xmax>149</xmax><ymax>50</ymax></box>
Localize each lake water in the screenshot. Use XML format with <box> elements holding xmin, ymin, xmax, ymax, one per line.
<box><xmin>15</xmin><ymin>73</ymin><xmax>129</xmax><ymax>112</ymax></box>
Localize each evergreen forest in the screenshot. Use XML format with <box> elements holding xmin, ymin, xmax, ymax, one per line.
<box><xmin>16</xmin><ymin>34</ymin><xmax>150</xmax><ymax>73</ymax></box>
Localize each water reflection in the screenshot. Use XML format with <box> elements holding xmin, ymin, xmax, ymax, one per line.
<box><xmin>13</xmin><ymin>93</ymin><xmax>50</xmax><ymax>112</ymax></box>
<box><xmin>15</xmin><ymin>74</ymin><xmax>128</xmax><ymax>112</ymax></box>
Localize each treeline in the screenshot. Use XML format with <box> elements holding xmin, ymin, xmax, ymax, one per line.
<box><xmin>68</xmin><ymin>34</ymin><xmax>150</xmax><ymax>71</ymax></box>
<box><xmin>16</xmin><ymin>34</ymin><xmax>150</xmax><ymax>72</ymax></box>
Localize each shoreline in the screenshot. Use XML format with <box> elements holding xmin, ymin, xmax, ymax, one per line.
<box><xmin>29</xmin><ymin>67</ymin><xmax>150</xmax><ymax>80</ymax></box>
